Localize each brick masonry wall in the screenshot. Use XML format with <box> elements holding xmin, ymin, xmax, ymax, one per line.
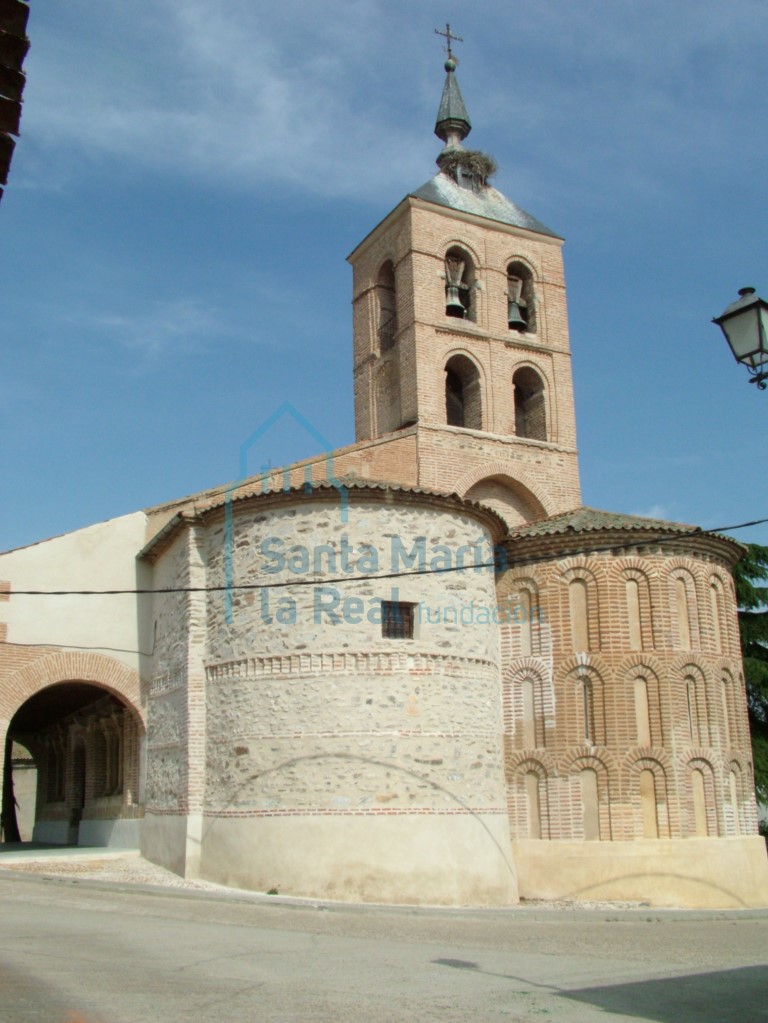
<box><xmin>159</xmin><ymin>490</ymin><xmax>511</xmax><ymax>821</ymax></box>
<box><xmin>497</xmin><ymin>540</ymin><xmax>757</xmax><ymax>844</ymax></box>
<box><xmin>348</xmin><ymin>192</ymin><xmax>581</xmax><ymax>522</ymax></box>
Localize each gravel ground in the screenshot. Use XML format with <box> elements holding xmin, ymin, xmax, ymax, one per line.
<box><xmin>4</xmin><ymin>854</ymin><xmax>228</xmax><ymax>891</ymax></box>
<box><xmin>2</xmin><ymin>853</ymin><xmax>651</xmax><ymax>910</ymax></box>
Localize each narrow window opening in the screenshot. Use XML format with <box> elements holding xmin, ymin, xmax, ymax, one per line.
<box><xmin>581</xmin><ymin>679</ymin><xmax>594</xmax><ymax>744</ymax></box>
<box><xmin>569</xmin><ymin>578</ymin><xmax>589</xmax><ymax>652</ymax></box>
<box><xmin>639</xmin><ymin>769</ymin><xmax>659</xmax><ymax>838</ymax></box>
<box><xmin>444</xmin><ymin>247</ymin><xmax>476</xmax><ymax>321</ymax></box>
<box><xmin>525</xmin><ymin>771</ymin><xmax>542</xmax><ymax>839</ymax></box>
<box><xmin>626</xmin><ymin>578</ymin><xmax>642</xmax><ymax>650</ymax></box>
<box><xmin>522</xmin><ymin>678</ymin><xmax>536</xmax><ymax>748</ymax></box>
<box><xmin>634</xmin><ymin>677</ymin><xmax>651</xmax><ymax>746</ymax></box>
<box><xmin>676</xmin><ymin>577</ymin><xmax>692</xmax><ymax>650</ymax></box>
<box><xmin>376</xmin><ymin>260</ymin><xmax>397</xmax><ymax>353</ymax></box>
<box><xmin>581</xmin><ymin>768</ymin><xmax>600</xmax><ymax>840</ymax></box>
<box><xmin>381</xmin><ymin>601</ymin><xmax>415</xmax><ymax>640</ymax></box>
<box><xmin>710</xmin><ymin>582</ymin><xmax>723</xmax><ymax>654</ymax></box>
<box><xmin>506</xmin><ymin>262</ymin><xmax>536</xmax><ymax>333</ymax></box>
<box><xmin>691</xmin><ymin>768</ymin><xmax>709</xmax><ymax>836</ymax></box>
<box><xmin>513</xmin><ymin>367</ymin><xmax>547</xmax><ymax>441</ymax></box>
<box><xmin>444</xmin><ymin>355</ymin><xmax>482</xmax><ymax>430</ymax></box>
<box><xmin>729</xmin><ymin>769</ymin><xmax>741</xmax><ymax>834</ymax></box>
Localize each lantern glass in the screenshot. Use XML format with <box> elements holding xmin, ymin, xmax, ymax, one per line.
<box><xmin>715</xmin><ymin>290</ymin><xmax>768</xmax><ymax>368</ymax></box>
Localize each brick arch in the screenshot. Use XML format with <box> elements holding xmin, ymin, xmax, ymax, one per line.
<box><xmin>501</xmin><ymin>252</ymin><xmax>539</xmax><ymax>281</ymax></box>
<box><xmin>559</xmin><ymin>747</ymin><xmax>617</xmax><ymax>775</ymax></box>
<box><xmin>617</xmin><ymin>654</ymin><xmax>665</xmax><ymax>679</ymax></box>
<box><xmin>455</xmin><ymin>462</ymin><xmax>549</xmax><ymax>521</ymax></box>
<box><xmin>442</xmin><ymin>346</ymin><xmax>489</xmax><ymax>388</ymax></box>
<box><xmin>505</xmin><ymin>750</ymin><xmax>557</xmax><ymax>778</ymax></box>
<box><xmin>624</xmin><ymin>749</ymin><xmax>672</xmax><ymax>771</ymax></box>
<box><xmin>557</xmin><ymin>654</ymin><xmax>609</xmax><ymax>679</ymax></box>
<box><xmin>438</xmin><ymin>235</ymin><xmax>483</xmax><ymax>270</ymax></box>
<box><xmin>0</xmin><ymin>651</ymin><xmax>146</xmax><ymax>729</ymax></box>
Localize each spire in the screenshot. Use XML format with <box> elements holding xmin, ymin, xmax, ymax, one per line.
<box><xmin>433</xmin><ymin>24</ymin><xmax>471</xmax><ymax>149</ymax></box>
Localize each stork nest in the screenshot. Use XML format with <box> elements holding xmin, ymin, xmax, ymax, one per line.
<box><xmin>439</xmin><ymin>149</ymin><xmax>498</xmax><ymax>186</ymax></box>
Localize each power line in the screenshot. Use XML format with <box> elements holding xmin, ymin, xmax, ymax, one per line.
<box><xmin>1</xmin><ymin>516</ymin><xmax>765</xmax><ymax>598</ymax></box>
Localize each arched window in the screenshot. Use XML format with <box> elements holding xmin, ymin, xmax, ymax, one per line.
<box><xmin>580</xmin><ymin>768</ymin><xmax>600</xmax><ymax>840</ymax></box>
<box><xmin>444</xmin><ymin>354</ymin><xmax>482</xmax><ymax>429</ymax></box>
<box><xmin>639</xmin><ymin>768</ymin><xmax>659</xmax><ymax>838</ymax></box>
<box><xmin>525</xmin><ymin>771</ymin><xmax>542</xmax><ymax>839</ymax></box>
<box><xmin>634</xmin><ymin>677</ymin><xmax>652</xmax><ymax>746</ymax></box>
<box><xmin>690</xmin><ymin>768</ymin><xmax>710</xmax><ymax>836</ymax></box>
<box><xmin>676</xmin><ymin>577</ymin><xmax>691</xmax><ymax>649</ymax></box>
<box><xmin>513</xmin><ymin>367</ymin><xmax>547</xmax><ymax>441</ymax></box>
<box><xmin>522</xmin><ymin>678</ymin><xmax>536</xmax><ymax>748</ymax></box>
<box><xmin>518</xmin><ymin>585</ymin><xmax>535</xmax><ymax>657</ymax></box>
<box><xmin>709</xmin><ymin>578</ymin><xmax>726</xmax><ymax>654</ymax></box>
<box><xmin>626</xmin><ymin>578</ymin><xmax>642</xmax><ymax>650</ymax></box>
<box><xmin>506</xmin><ymin>261</ymin><xmax>536</xmax><ymax>333</ymax></box>
<box><xmin>569</xmin><ymin>578</ymin><xmax>589</xmax><ymax>652</ymax></box>
<box><xmin>721</xmin><ymin>676</ymin><xmax>732</xmax><ymax>748</ymax></box>
<box><xmin>376</xmin><ymin>260</ymin><xmax>397</xmax><ymax>352</ymax></box>
<box><xmin>685</xmin><ymin>675</ymin><xmax>700</xmax><ymax>744</ymax></box>
<box><xmin>729</xmin><ymin>768</ymin><xmax>741</xmax><ymax>835</ymax></box>
<box><xmin>581</xmin><ymin>678</ymin><xmax>594</xmax><ymax>744</ymax></box>
<box><xmin>444</xmin><ymin>246</ymin><xmax>476</xmax><ymax>321</ymax></box>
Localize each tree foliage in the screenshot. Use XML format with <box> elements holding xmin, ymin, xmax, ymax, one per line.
<box><xmin>732</xmin><ymin>543</ymin><xmax>768</xmax><ymax>801</ymax></box>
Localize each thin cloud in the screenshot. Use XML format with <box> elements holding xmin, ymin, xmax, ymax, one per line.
<box><xmin>21</xmin><ymin>0</ymin><xmax>768</xmax><ymax>209</ymax></box>
<box><xmin>73</xmin><ymin>298</ymin><xmax>228</xmax><ymax>359</ymax></box>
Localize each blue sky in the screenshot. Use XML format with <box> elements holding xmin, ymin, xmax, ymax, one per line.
<box><xmin>2</xmin><ymin>0</ymin><xmax>767</xmax><ymax>553</ymax></box>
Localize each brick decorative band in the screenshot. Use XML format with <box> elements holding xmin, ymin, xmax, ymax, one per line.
<box><xmin>205</xmin><ymin>650</ymin><xmax>497</xmax><ymax>683</ymax></box>
<box><xmin>144</xmin><ymin>807</ymin><xmax>508</xmax><ymax>818</ymax></box>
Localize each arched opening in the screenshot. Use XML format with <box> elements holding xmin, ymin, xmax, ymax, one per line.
<box><xmin>525</xmin><ymin>771</ymin><xmax>542</xmax><ymax>839</ymax></box>
<box><xmin>626</xmin><ymin>578</ymin><xmax>642</xmax><ymax>650</ymax></box>
<box><xmin>639</xmin><ymin>768</ymin><xmax>659</xmax><ymax>838</ymax></box>
<box><xmin>690</xmin><ymin>767</ymin><xmax>710</xmax><ymax>836</ymax></box>
<box><xmin>513</xmin><ymin>367</ymin><xmax>547</xmax><ymax>441</ymax></box>
<box><xmin>463</xmin><ymin>473</ymin><xmax>547</xmax><ymax>528</ymax></box>
<box><xmin>444</xmin><ymin>354</ymin><xmax>482</xmax><ymax>429</ymax></box>
<box><xmin>580</xmin><ymin>768</ymin><xmax>600</xmax><ymax>840</ymax></box>
<box><xmin>376</xmin><ymin>260</ymin><xmax>397</xmax><ymax>352</ymax></box>
<box><xmin>444</xmin><ymin>246</ymin><xmax>476</xmax><ymax>320</ymax></box>
<box><xmin>634</xmin><ymin>677</ymin><xmax>651</xmax><ymax>746</ymax></box>
<box><xmin>569</xmin><ymin>578</ymin><xmax>589</xmax><ymax>652</ymax></box>
<box><xmin>506</xmin><ymin>261</ymin><xmax>536</xmax><ymax>333</ymax></box>
<box><xmin>675</xmin><ymin>577</ymin><xmax>692</xmax><ymax>650</ymax></box>
<box><xmin>709</xmin><ymin>579</ymin><xmax>725</xmax><ymax>654</ymax></box>
<box><xmin>2</xmin><ymin>681</ymin><xmax>143</xmax><ymax>848</ymax></box>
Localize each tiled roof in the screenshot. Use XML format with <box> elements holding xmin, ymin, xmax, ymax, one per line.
<box><xmin>510</xmin><ymin>506</ymin><xmax>701</xmax><ymax>539</ymax></box>
<box><xmin>410</xmin><ymin>172</ymin><xmax>560</xmax><ymax>238</ymax></box>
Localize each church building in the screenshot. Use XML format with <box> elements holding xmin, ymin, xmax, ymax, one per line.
<box><xmin>1</xmin><ymin>51</ymin><xmax>767</xmax><ymax>909</ymax></box>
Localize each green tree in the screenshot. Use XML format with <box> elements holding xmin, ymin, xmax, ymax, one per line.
<box><xmin>732</xmin><ymin>543</ymin><xmax>768</xmax><ymax>803</ymax></box>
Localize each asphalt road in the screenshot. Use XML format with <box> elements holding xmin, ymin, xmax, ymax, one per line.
<box><xmin>0</xmin><ymin>874</ymin><xmax>766</xmax><ymax>1022</ymax></box>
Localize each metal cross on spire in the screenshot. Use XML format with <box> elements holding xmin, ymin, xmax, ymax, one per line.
<box><xmin>434</xmin><ymin>23</ymin><xmax>463</xmax><ymax>59</ymax></box>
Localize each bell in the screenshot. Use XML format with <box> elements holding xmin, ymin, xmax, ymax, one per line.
<box><xmin>507</xmin><ymin>298</ymin><xmax>527</xmax><ymax>331</ymax></box>
<box><xmin>446</xmin><ymin>285</ymin><xmax>465</xmax><ymax>318</ymax></box>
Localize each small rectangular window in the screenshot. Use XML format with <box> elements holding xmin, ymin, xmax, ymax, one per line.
<box><xmin>381</xmin><ymin>601</ymin><xmax>415</xmax><ymax>640</ymax></box>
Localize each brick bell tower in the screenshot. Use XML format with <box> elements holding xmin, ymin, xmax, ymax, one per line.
<box><xmin>347</xmin><ymin>48</ymin><xmax>582</xmax><ymax>526</ymax></box>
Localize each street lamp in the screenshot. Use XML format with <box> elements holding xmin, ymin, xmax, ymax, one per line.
<box><xmin>712</xmin><ymin>287</ymin><xmax>768</xmax><ymax>389</ymax></box>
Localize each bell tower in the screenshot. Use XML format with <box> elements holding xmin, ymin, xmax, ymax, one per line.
<box><xmin>347</xmin><ymin>45</ymin><xmax>581</xmax><ymax>526</ymax></box>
